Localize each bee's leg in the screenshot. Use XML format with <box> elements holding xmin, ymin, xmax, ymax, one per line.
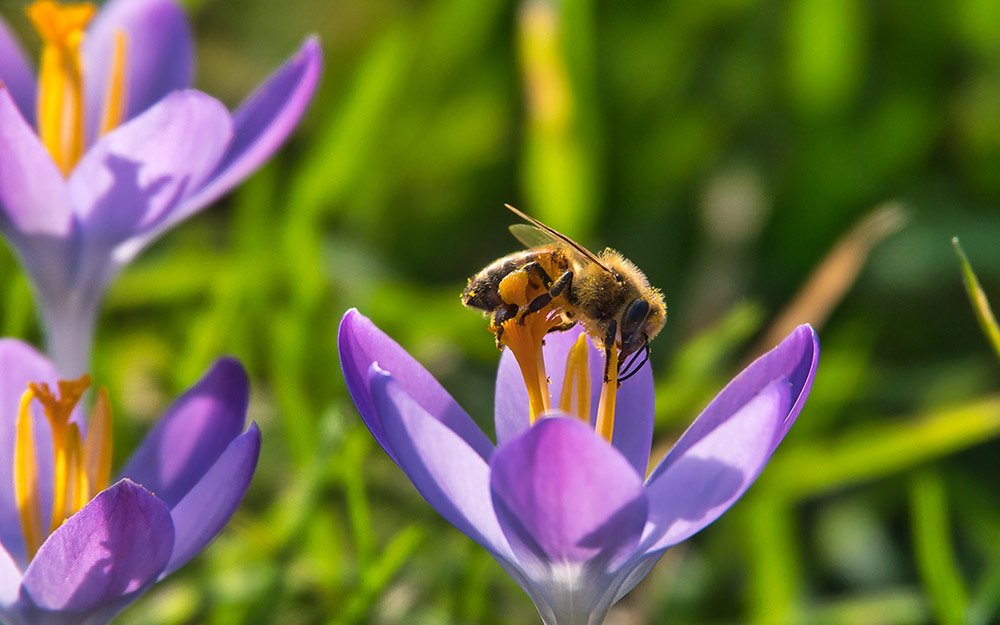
<box><xmin>548</xmin><ymin>270</ymin><xmax>573</xmax><ymax>300</ymax></box>
<box><xmin>521</xmin><ymin>262</ymin><xmax>555</xmax><ymax>289</ymax></box>
<box><xmin>521</xmin><ymin>271</ymin><xmax>574</xmax><ymax>323</ymax></box>
<box><xmin>602</xmin><ymin>319</ymin><xmax>617</xmax><ymax>383</ymax></box>
<box><xmin>491</xmin><ymin>303</ymin><xmax>519</xmax><ymax>349</ymax></box>
<box><xmin>549</xmin><ymin>319</ymin><xmax>577</xmax><ymax>333</ymax></box>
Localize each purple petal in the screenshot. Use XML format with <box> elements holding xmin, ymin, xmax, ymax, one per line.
<box><xmin>491</xmin><ymin>416</ymin><xmax>647</xmax><ymax>566</ymax></box>
<box><xmin>338</xmin><ymin>309</ymin><xmax>494</xmax><ymax>462</ymax></box>
<box><xmin>0</xmin><ymin>340</ymin><xmax>60</xmax><ymax>567</ymax></box>
<box><xmin>493</xmin><ymin>343</ymin><xmax>528</xmax><ymax>444</ymax></box>
<box><xmin>0</xmin><ymin>89</ymin><xmax>73</xmax><ymax>239</ymax></box>
<box><xmin>0</xmin><ymin>19</ymin><xmax>35</xmax><ymax>125</ymax></box>
<box><xmin>180</xmin><ymin>38</ymin><xmax>322</xmax><ymax>216</ymax></box>
<box><xmin>369</xmin><ymin>367</ymin><xmax>514</xmax><ymax>562</ymax></box>
<box><xmin>121</xmin><ymin>358</ymin><xmax>249</xmax><ymax>508</ymax></box>
<box><xmin>609</xmin><ymin>551</ymin><xmax>661</xmax><ymax>605</ymax></box>
<box><xmin>163</xmin><ymin>424</ymin><xmax>260</xmax><ymax>577</ymax></box>
<box><xmin>0</xmin><ymin>90</ymin><xmax>78</xmax><ymax>304</ymax></box>
<box><xmin>0</xmin><ymin>544</ymin><xmax>22</xmax><ymax>606</ymax></box>
<box><xmin>641</xmin><ymin>325</ymin><xmax>820</xmax><ymax>553</ymax></box>
<box><xmin>648</xmin><ymin>325</ymin><xmax>819</xmax><ymax>483</ymax></box>
<box><xmin>495</xmin><ymin>325</ymin><xmax>654</xmax><ymax>475</ymax></box>
<box><xmin>83</xmin><ymin>0</ymin><xmax>193</xmax><ymax>142</ymax></box>
<box><xmin>21</xmin><ymin>479</ymin><xmax>173</xmax><ymax>612</ymax></box>
<box><xmin>67</xmin><ymin>90</ymin><xmax>232</xmax><ymax>298</ymax></box>
<box><xmin>70</xmin><ymin>90</ymin><xmax>232</xmax><ymax>249</ymax></box>
<box><xmin>778</xmin><ymin>325</ymin><xmax>820</xmax><ymax>438</ymax></box>
<box><xmin>642</xmin><ymin>378</ymin><xmax>790</xmax><ymax>553</ymax></box>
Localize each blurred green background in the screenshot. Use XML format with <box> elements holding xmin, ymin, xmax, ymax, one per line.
<box><xmin>4</xmin><ymin>0</ymin><xmax>1000</xmax><ymax>623</ymax></box>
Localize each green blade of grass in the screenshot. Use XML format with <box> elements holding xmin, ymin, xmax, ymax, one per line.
<box><xmin>330</xmin><ymin>525</ymin><xmax>425</xmax><ymax>625</ymax></box>
<box><xmin>953</xmin><ymin>237</ymin><xmax>1000</xmax><ymax>362</ymax></box>
<box><xmin>517</xmin><ymin>0</ymin><xmax>600</xmax><ymax>234</ymax></box>
<box><xmin>969</xmin><ymin>559</ymin><xmax>1000</xmax><ymax>625</ymax></box>
<box><xmin>910</xmin><ymin>470</ymin><xmax>968</xmax><ymax>625</ymax></box>
<box><xmin>805</xmin><ymin>587</ymin><xmax>928</xmax><ymax>625</ymax></box>
<box><xmin>744</xmin><ymin>495</ymin><xmax>802</xmax><ymax>625</ymax></box>
<box><xmin>762</xmin><ymin>394</ymin><xmax>1000</xmax><ymax>499</ymax></box>
<box><xmin>1</xmin><ymin>271</ymin><xmax>33</xmax><ymax>339</ymax></box>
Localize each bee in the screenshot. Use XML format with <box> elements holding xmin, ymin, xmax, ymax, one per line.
<box><xmin>462</xmin><ymin>204</ymin><xmax>666</xmax><ymax>382</ymax></box>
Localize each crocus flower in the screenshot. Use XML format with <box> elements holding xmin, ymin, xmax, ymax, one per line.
<box><xmin>0</xmin><ymin>0</ymin><xmax>322</xmax><ymax>376</ymax></box>
<box><xmin>0</xmin><ymin>338</ymin><xmax>261</xmax><ymax>625</ymax></box>
<box><xmin>339</xmin><ymin>308</ymin><xmax>818</xmax><ymax>624</ymax></box>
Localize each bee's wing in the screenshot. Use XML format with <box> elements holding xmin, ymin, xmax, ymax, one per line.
<box><xmin>508</xmin><ymin>224</ymin><xmax>560</xmax><ymax>248</ymax></box>
<box><xmin>506</xmin><ymin>204</ymin><xmax>613</xmax><ymax>273</ymax></box>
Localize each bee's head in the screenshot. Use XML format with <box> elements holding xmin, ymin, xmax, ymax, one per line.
<box><xmin>619</xmin><ymin>297</ymin><xmax>651</xmax><ymax>357</ymax></box>
<box><xmin>616</xmin><ymin>295</ymin><xmax>666</xmax><ymax>382</ymax></box>
<box><xmin>619</xmin><ymin>292</ymin><xmax>666</xmax><ymax>355</ymax></box>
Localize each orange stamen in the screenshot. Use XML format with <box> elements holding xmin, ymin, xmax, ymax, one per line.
<box><xmin>29</xmin><ymin>375</ymin><xmax>89</xmax><ymax>533</ymax></box>
<box><xmin>13</xmin><ymin>374</ymin><xmax>114</xmax><ymax>561</ymax></box>
<box><xmin>99</xmin><ymin>30</ymin><xmax>127</xmax><ymax>135</ymax></box>
<box><xmin>82</xmin><ymin>388</ymin><xmax>113</xmax><ymax>501</ymax></box>
<box><xmin>558</xmin><ymin>333</ymin><xmax>591</xmax><ymax>422</ymax></box>
<box><xmin>595</xmin><ymin>348</ymin><xmax>618</xmax><ymax>442</ymax></box>
<box><xmin>64</xmin><ymin>424</ymin><xmax>82</xmax><ymax>520</ymax></box>
<box><xmin>14</xmin><ymin>389</ymin><xmax>43</xmax><ymax>560</ymax></box>
<box><xmin>27</xmin><ymin>1</ymin><xmax>96</xmax><ymax>174</ymax></box>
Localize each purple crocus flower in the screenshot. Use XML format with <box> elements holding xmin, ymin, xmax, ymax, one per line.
<box><xmin>0</xmin><ymin>0</ymin><xmax>322</xmax><ymax>376</ymax></box>
<box><xmin>0</xmin><ymin>338</ymin><xmax>260</xmax><ymax>625</ymax></box>
<box><xmin>339</xmin><ymin>308</ymin><xmax>819</xmax><ymax>624</ymax></box>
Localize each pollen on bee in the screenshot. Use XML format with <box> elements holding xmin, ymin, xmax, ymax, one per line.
<box><xmin>497</xmin><ymin>269</ymin><xmax>535</xmax><ymax>307</ymax></box>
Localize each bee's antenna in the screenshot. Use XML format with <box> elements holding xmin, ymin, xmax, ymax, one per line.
<box><xmin>618</xmin><ymin>342</ymin><xmax>651</xmax><ymax>382</ymax></box>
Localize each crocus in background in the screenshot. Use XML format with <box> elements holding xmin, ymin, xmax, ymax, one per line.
<box><xmin>0</xmin><ymin>339</ymin><xmax>260</xmax><ymax>625</ymax></box>
<box><xmin>339</xmin><ymin>308</ymin><xmax>819</xmax><ymax>625</ymax></box>
<box><xmin>0</xmin><ymin>0</ymin><xmax>322</xmax><ymax>376</ymax></box>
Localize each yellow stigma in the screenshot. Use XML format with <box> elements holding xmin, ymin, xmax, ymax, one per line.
<box><xmin>500</xmin><ymin>312</ymin><xmax>558</xmax><ymax>423</ymax></box>
<box><xmin>14</xmin><ymin>374</ymin><xmax>114</xmax><ymax>561</ymax></box>
<box><xmin>27</xmin><ymin>1</ymin><xmax>128</xmax><ymax>174</ymax></box>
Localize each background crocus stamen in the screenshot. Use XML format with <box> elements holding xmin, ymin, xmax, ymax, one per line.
<box><xmin>80</xmin><ymin>388</ymin><xmax>113</xmax><ymax>503</ymax></box>
<box><xmin>595</xmin><ymin>347</ymin><xmax>618</xmax><ymax>442</ymax></box>
<box><xmin>14</xmin><ymin>389</ymin><xmax>43</xmax><ymax>560</ymax></box>
<box><xmin>14</xmin><ymin>373</ymin><xmax>115</xmax><ymax>560</ymax></box>
<box><xmin>27</xmin><ymin>0</ymin><xmax>96</xmax><ymax>174</ymax></box>
<box><xmin>99</xmin><ymin>30</ymin><xmax>127</xmax><ymax>135</ymax></box>
<box><xmin>558</xmin><ymin>332</ymin><xmax>591</xmax><ymax>422</ymax></box>
<box><xmin>29</xmin><ymin>374</ymin><xmax>90</xmax><ymax>533</ymax></box>
<box><xmin>64</xmin><ymin>423</ymin><xmax>83</xmax><ymax>517</ymax></box>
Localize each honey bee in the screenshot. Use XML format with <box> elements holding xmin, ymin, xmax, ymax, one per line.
<box><xmin>462</xmin><ymin>204</ymin><xmax>666</xmax><ymax>381</ymax></box>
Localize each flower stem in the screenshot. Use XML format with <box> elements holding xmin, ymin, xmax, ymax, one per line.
<box><xmin>40</xmin><ymin>291</ymin><xmax>98</xmax><ymax>378</ymax></box>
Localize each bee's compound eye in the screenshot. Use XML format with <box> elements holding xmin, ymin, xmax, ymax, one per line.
<box><xmin>621</xmin><ymin>298</ymin><xmax>650</xmax><ymax>341</ymax></box>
